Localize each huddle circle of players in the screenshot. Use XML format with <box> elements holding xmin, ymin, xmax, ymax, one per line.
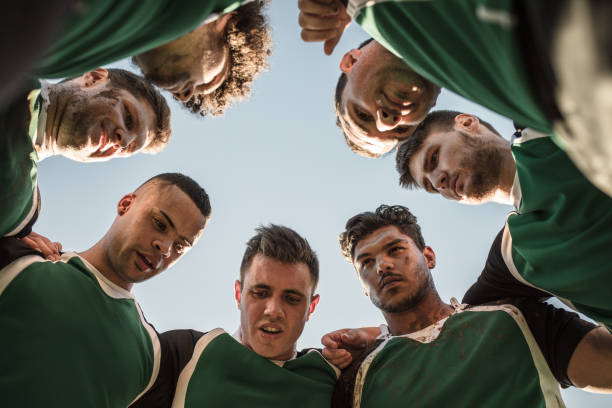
<box><xmin>1</xmin><ymin>1</ymin><xmax>611</xmax><ymax>407</ymax></box>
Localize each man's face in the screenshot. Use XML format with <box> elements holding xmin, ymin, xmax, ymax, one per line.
<box><xmin>407</xmin><ymin>126</ymin><xmax>505</xmax><ymax>204</ymax></box>
<box><xmin>53</xmin><ymin>71</ymin><xmax>157</xmax><ymax>163</ymax></box>
<box><xmin>339</xmin><ymin>41</ymin><xmax>439</xmax><ymax>155</ymax></box>
<box><xmin>235</xmin><ymin>254</ymin><xmax>319</xmax><ymax>361</ymax></box>
<box><xmin>106</xmin><ymin>184</ymin><xmax>207</xmax><ymax>287</ymax></box>
<box><xmin>353</xmin><ymin>226</ymin><xmax>434</xmax><ymax>313</ymax></box>
<box><xmin>134</xmin><ymin>13</ymin><xmax>234</xmax><ymax>102</ymax></box>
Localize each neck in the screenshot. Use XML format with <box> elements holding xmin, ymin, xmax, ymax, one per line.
<box><xmin>79</xmin><ymin>239</ymin><xmax>133</xmax><ymax>291</ymax></box>
<box><xmin>383</xmin><ymin>290</ymin><xmax>453</xmax><ymax>336</ymax></box>
<box><xmin>38</xmin><ymin>86</ymin><xmax>62</xmax><ymax>159</ymax></box>
<box><xmin>488</xmin><ymin>143</ymin><xmax>517</xmax><ymax>205</ymax></box>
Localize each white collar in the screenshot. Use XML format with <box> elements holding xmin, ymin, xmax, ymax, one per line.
<box><xmin>510</xmin><ymin>171</ymin><xmax>522</xmax><ymax>209</ymax></box>
<box><xmin>377</xmin><ymin>298</ymin><xmax>466</xmax><ymax>344</ymax></box>
<box><xmin>60</xmin><ymin>252</ymin><xmax>134</xmax><ymax>299</ymax></box>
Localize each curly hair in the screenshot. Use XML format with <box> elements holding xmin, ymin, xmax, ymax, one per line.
<box><xmin>185</xmin><ymin>0</ymin><xmax>272</xmax><ymax>116</ymax></box>
<box><xmin>339</xmin><ymin>205</ymin><xmax>426</xmax><ymax>262</ymax></box>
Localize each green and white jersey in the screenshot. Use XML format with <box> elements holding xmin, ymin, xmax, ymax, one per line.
<box><xmin>0</xmin><ymin>244</ymin><xmax>161</xmax><ymax>407</ymax></box>
<box><xmin>502</xmin><ymin>130</ymin><xmax>612</xmax><ymax>330</ymax></box>
<box><xmin>35</xmin><ymin>0</ymin><xmax>251</xmax><ymax>79</ymax></box>
<box><xmin>132</xmin><ymin>328</ymin><xmax>339</xmax><ymax>408</ymax></box>
<box><xmin>350</xmin><ymin>303</ymin><xmax>565</xmax><ymax>408</ymax></box>
<box><xmin>345</xmin><ymin>0</ymin><xmax>550</xmax><ymax>134</ymax></box>
<box><xmin>0</xmin><ymin>83</ymin><xmax>43</xmax><ymax>237</ymax></box>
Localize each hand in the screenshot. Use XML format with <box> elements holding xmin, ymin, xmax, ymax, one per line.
<box><xmin>20</xmin><ymin>231</ymin><xmax>62</xmax><ymax>261</ymax></box>
<box><xmin>298</xmin><ymin>0</ymin><xmax>351</xmax><ymax>55</ymax></box>
<box><xmin>321</xmin><ymin>326</ymin><xmax>381</xmax><ymax>369</ymax></box>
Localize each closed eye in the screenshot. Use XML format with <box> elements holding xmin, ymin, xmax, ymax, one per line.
<box><xmin>250</xmin><ymin>290</ymin><xmax>268</xmax><ymax>299</ymax></box>
<box><xmin>355</xmin><ymin>107</ymin><xmax>373</xmax><ymax>123</ymax></box>
<box><xmin>285</xmin><ymin>295</ymin><xmax>303</xmax><ymax>305</ymax></box>
<box><xmin>123</xmin><ymin>104</ymin><xmax>134</xmax><ymax>130</ymax></box>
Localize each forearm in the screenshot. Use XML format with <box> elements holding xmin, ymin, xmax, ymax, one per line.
<box><xmin>568</xmin><ymin>327</ymin><xmax>612</xmax><ymax>393</ymax></box>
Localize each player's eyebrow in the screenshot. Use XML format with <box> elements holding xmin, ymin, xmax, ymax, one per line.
<box><xmin>382</xmin><ymin>238</ymin><xmax>405</xmax><ymax>250</ymax></box>
<box><xmin>282</xmin><ymin>289</ymin><xmax>306</xmax><ymax>298</ymax></box>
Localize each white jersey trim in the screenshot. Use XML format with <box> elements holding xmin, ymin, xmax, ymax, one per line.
<box><xmin>4</xmin><ymin>186</ymin><xmax>40</xmax><ymax>238</ymax></box>
<box><xmin>304</xmin><ymin>349</ymin><xmax>341</xmax><ymax>379</ymax></box>
<box><xmin>0</xmin><ymin>253</ymin><xmax>46</xmax><ymax>295</ymax></box>
<box><xmin>500</xmin><ymin>220</ymin><xmax>576</xmax><ymax>312</ymax></box>
<box><xmin>130</xmin><ymin>303</ymin><xmax>162</xmax><ymax>405</ymax></box>
<box><xmin>347</xmin><ymin>0</ymin><xmax>429</xmax><ymax>19</ymax></box>
<box><xmin>512</xmin><ymin>128</ymin><xmax>550</xmax><ymax>145</ymax></box>
<box><xmin>171</xmin><ymin>328</ymin><xmax>225</xmax><ymax>408</ymax></box>
<box><xmin>69</xmin><ymin>252</ymin><xmax>134</xmax><ymax>299</ymax></box>
<box><xmin>353</xmin><ymin>303</ymin><xmax>565</xmax><ymax>407</ymax></box>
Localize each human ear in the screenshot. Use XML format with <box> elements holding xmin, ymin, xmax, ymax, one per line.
<box><xmin>116</xmin><ymin>193</ymin><xmax>136</xmax><ymax>216</ymax></box>
<box><xmin>454</xmin><ymin>114</ymin><xmax>480</xmax><ymax>133</ymax></box>
<box><xmin>81</xmin><ymin>68</ymin><xmax>109</xmax><ymax>88</ymax></box>
<box><xmin>215</xmin><ymin>10</ymin><xmax>237</xmax><ymax>32</ymax></box>
<box><xmin>234</xmin><ymin>280</ymin><xmax>242</xmax><ymax>308</ymax></box>
<box><xmin>306</xmin><ymin>294</ymin><xmax>320</xmax><ymax>320</ymax></box>
<box><xmin>422</xmin><ymin>246</ymin><xmax>436</xmax><ymax>269</ymax></box>
<box><xmin>339</xmin><ymin>49</ymin><xmax>362</xmax><ymax>74</ymax></box>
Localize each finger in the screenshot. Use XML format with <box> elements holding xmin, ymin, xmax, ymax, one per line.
<box><xmin>321</xmin><ymin>334</ymin><xmax>339</xmax><ymax>348</ymax></box>
<box><xmin>299</xmin><ymin>12</ymin><xmax>344</xmax><ymax>31</ymax></box>
<box><xmin>335</xmin><ymin>354</ymin><xmax>353</xmax><ymax>369</ymax></box>
<box><xmin>322</xmin><ymin>347</ymin><xmax>350</xmax><ymax>361</ymax></box>
<box><xmin>298</xmin><ymin>0</ymin><xmax>338</xmax><ymax>15</ymax></box>
<box><xmin>54</xmin><ymin>242</ymin><xmax>63</xmax><ymax>252</ymax></box>
<box><xmin>324</xmin><ymin>36</ymin><xmax>341</xmax><ymax>55</ymax></box>
<box><xmin>21</xmin><ymin>237</ymin><xmax>41</xmax><ymax>252</ymax></box>
<box><xmin>301</xmin><ymin>28</ymin><xmax>342</xmax><ymax>43</ymax></box>
<box><xmin>35</xmin><ymin>238</ymin><xmax>59</xmax><ymax>258</ymax></box>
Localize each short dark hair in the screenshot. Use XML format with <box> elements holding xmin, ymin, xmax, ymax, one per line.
<box><xmin>139</xmin><ymin>173</ymin><xmax>211</xmax><ymax>218</ymax></box>
<box><xmin>339</xmin><ymin>205</ymin><xmax>425</xmax><ymax>262</ymax></box>
<box><xmin>240</xmin><ymin>224</ymin><xmax>319</xmax><ymax>291</ymax></box>
<box><xmin>106</xmin><ymin>69</ymin><xmax>171</xmax><ymax>154</ymax></box>
<box><xmin>334</xmin><ymin>38</ymin><xmax>381</xmax><ymax>158</ymax></box>
<box><xmin>395</xmin><ymin>110</ymin><xmax>499</xmax><ymax>189</ymax></box>
<box><xmin>186</xmin><ymin>0</ymin><xmax>272</xmax><ymax>116</ymax></box>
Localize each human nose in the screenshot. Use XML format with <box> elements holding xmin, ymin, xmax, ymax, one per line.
<box><xmin>375</xmin><ymin>107</ymin><xmax>401</xmax><ymax>131</ymax></box>
<box><xmin>173</xmin><ymin>82</ymin><xmax>195</xmax><ymax>102</ymax></box>
<box><xmin>376</xmin><ymin>254</ymin><xmax>394</xmax><ymax>276</ymax></box>
<box><xmin>432</xmin><ymin>171</ymin><xmax>449</xmax><ymax>190</ymax></box>
<box><xmin>113</xmin><ymin>127</ymin><xmax>136</xmax><ymax>149</ymax></box>
<box><xmin>263</xmin><ymin>296</ymin><xmax>284</xmax><ymax>319</ymax></box>
<box><xmin>153</xmin><ymin>237</ymin><xmax>172</xmax><ymax>259</ymax></box>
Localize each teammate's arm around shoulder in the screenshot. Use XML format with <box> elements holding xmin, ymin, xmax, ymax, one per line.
<box><xmin>568</xmin><ymin>326</ymin><xmax>612</xmax><ymax>393</ymax></box>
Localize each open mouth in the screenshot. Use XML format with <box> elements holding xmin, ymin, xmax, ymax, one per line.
<box><xmin>260</xmin><ymin>326</ymin><xmax>283</xmax><ymax>335</ymax></box>
<box><xmin>136</xmin><ymin>252</ymin><xmax>155</xmax><ymax>272</ymax></box>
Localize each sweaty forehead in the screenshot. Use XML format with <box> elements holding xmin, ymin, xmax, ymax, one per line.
<box><xmin>244</xmin><ymin>255</ymin><xmax>313</xmax><ymax>294</ymax></box>
<box><xmin>354</xmin><ymin>226</ymin><xmax>408</xmax><ymax>257</ymax></box>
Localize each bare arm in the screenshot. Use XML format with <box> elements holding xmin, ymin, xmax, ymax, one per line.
<box><xmin>568</xmin><ymin>327</ymin><xmax>612</xmax><ymax>393</ymax></box>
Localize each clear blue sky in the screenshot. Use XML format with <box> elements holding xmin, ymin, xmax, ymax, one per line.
<box><xmin>34</xmin><ymin>2</ymin><xmax>608</xmax><ymax>406</ymax></box>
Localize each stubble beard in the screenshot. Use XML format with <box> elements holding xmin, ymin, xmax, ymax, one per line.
<box><xmin>459</xmin><ymin>136</ymin><xmax>504</xmax><ymax>200</ymax></box>
<box><xmin>372</xmin><ymin>273</ymin><xmax>433</xmax><ymax>313</ymax></box>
